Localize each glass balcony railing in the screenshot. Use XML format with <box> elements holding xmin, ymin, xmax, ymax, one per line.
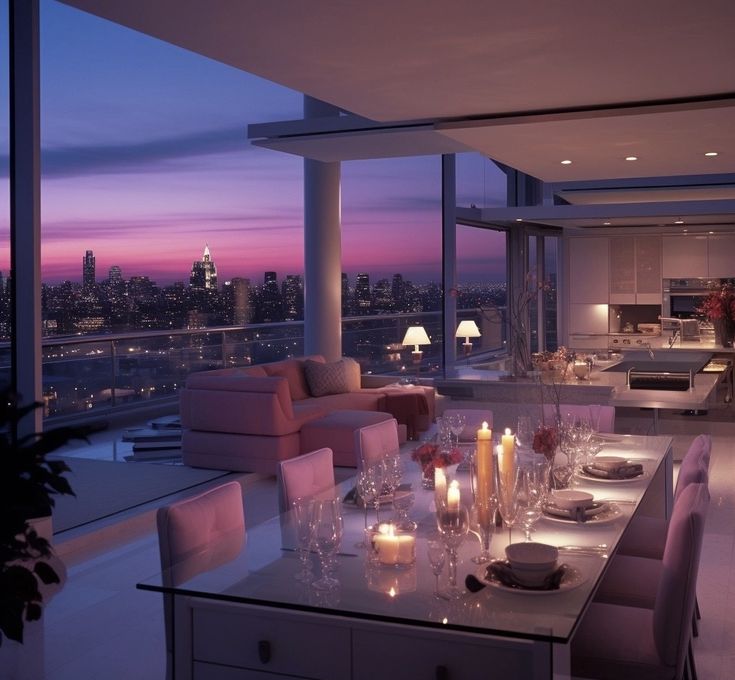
<box><xmin>0</xmin><ymin>308</ymin><xmax>507</xmax><ymax>423</ymax></box>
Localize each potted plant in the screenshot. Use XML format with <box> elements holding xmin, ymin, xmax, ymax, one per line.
<box><xmin>698</xmin><ymin>283</ymin><xmax>735</xmax><ymax>347</ymax></box>
<box><xmin>0</xmin><ymin>391</ymin><xmax>87</xmax><ymax>647</ymax></box>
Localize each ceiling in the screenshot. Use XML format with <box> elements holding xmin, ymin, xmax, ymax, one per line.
<box><xmin>60</xmin><ymin>0</ymin><xmax>735</xmax><ymax>223</ymax></box>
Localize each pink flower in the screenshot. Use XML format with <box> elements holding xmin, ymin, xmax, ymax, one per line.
<box><xmin>532</xmin><ymin>425</ymin><xmax>558</xmax><ymax>461</ymax></box>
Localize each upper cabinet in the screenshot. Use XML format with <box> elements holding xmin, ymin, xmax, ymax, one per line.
<box><xmin>609</xmin><ymin>235</ymin><xmax>661</xmax><ymax>304</ymax></box>
<box><xmin>661</xmin><ymin>235</ymin><xmax>709</xmax><ymax>278</ymax></box>
<box><xmin>568</xmin><ymin>237</ymin><xmax>609</xmax><ymax>303</ymax></box>
<box><xmin>707</xmin><ymin>234</ymin><xmax>735</xmax><ymax>278</ymax></box>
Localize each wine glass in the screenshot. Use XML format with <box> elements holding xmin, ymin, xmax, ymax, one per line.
<box><xmin>356</xmin><ymin>468</ymin><xmax>378</xmax><ymax>548</ymax></box>
<box><xmin>370</xmin><ymin>462</ymin><xmax>386</xmax><ymax>524</ymax></box>
<box><xmin>292</xmin><ymin>497</ymin><xmax>315</xmax><ymax>583</ymax></box>
<box><xmin>382</xmin><ymin>454</ymin><xmax>402</xmax><ymax>515</ymax></box>
<box><xmin>311</xmin><ymin>498</ymin><xmax>343</xmax><ymax>591</ymax></box>
<box><xmin>516</xmin><ymin>461</ymin><xmax>547</xmax><ymax>541</ymax></box>
<box><xmin>516</xmin><ymin>415</ymin><xmax>534</xmax><ymax>451</ymax></box>
<box><xmin>426</xmin><ymin>535</ymin><xmax>447</xmax><ymax>600</ymax></box>
<box><xmin>446</xmin><ymin>413</ymin><xmax>466</xmax><ymax>447</ymax></box>
<box><xmin>497</xmin><ymin>465</ymin><xmax>521</xmax><ymax>537</ymax></box>
<box><xmin>436</xmin><ymin>504</ymin><xmax>470</xmax><ymax>598</ymax></box>
<box><xmin>471</xmin><ymin>495</ymin><xmax>497</xmax><ymax>563</ymax></box>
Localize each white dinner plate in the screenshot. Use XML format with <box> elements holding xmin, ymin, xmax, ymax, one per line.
<box><xmin>592</xmin><ymin>433</ymin><xmax>624</xmax><ymax>443</ymax></box>
<box><xmin>576</xmin><ymin>467</ymin><xmax>650</xmax><ymax>484</ymax></box>
<box><xmin>542</xmin><ymin>502</ymin><xmax>623</xmax><ymax>525</ymax></box>
<box><xmin>477</xmin><ymin>562</ymin><xmax>586</xmax><ymax>596</ymax></box>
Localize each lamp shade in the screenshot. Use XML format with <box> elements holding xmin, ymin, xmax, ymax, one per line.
<box><xmin>455</xmin><ymin>320</ymin><xmax>481</xmax><ymax>340</ymax></box>
<box><xmin>402</xmin><ymin>326</ymin><xmax>431</xmax><ymax>350</ymax></box>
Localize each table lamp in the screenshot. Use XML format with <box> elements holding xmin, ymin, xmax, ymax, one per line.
<box><xmin>455</xmin><ymin>320</ymin><xmax>481</xmax><ymax>356</ymax></box>
<box><xmin>402</xmin><ymin>326</ymin><xmax>431</xmax><ymax>366</ymax></box>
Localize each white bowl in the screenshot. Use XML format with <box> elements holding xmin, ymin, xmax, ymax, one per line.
<box><xmin>505</xmin><ymin>543</ymin><xmax>558</xmax><ymax>585</ymax></box>
<box><xmin>592</xmin><ymin>456</ymin><xmax>628</xmax><ymax>472</ymax></box>
<box><xmin>551</xmin><ymin>489</ymin><xmax>594</xmax><ymax>510</ymax></box>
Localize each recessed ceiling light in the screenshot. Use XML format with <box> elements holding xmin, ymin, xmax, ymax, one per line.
<box><xmin>560</xmin><ymin>159</ymin><xmax>572</xmax><ymax>165</ymax></box>
<box><xmin>682</xmin><ymin>229</ymin><xmax>688</xmax><ymax>233</ymax></box>
<box><xmin>625</xmin><ymin>156</ymin><xmax>638</xmax><ymax>161</ymax></box>
<box><xmin>515</xmin><ymin>218</ymin><xmax>523</xmax><ymax>222</ymax></box>
<box><xmin>674</xmin><ymin>219</ymin><xmax>684</xmax><ymax>225</ymax></box>
<box><xmin>709</xmin><ymin>231</ymin><xmax>714</xmax><ymax>235</ymax></box>
<box><xmin>704</xmin><ymin>151</ymin><xmax>719</xmax><ymax>157</ymax></box>
<box><xmin>603</xmin><ymin>222</ymin><xmax>611</xmax><ymax>226</ymax></box>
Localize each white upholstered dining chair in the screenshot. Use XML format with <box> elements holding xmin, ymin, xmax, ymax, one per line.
<box><xmin>277</xmin><ymin>446</ymin><xmax>335</xmax><ymax>514</ymax></box>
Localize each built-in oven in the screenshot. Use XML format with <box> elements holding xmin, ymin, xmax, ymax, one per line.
<box><xmin>661</xmin><ymin>278</ymin><xmax>734</xmax><ymax>330</ymax></box>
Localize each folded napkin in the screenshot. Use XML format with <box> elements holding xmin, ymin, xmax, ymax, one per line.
<box><xmin>544</xmin><ymin>502</ymin><xmax>606</xmax><ymax>522</ymax></box>
<box><xmin>583</xmin><ymin>463</ymin><xmax>643</xmax><ymax>480</ymax></box>
<box><xmin>486</xmin><ymin>561</ymin><xmax>568</xmax><ymax>591</ymax></box>
<box><xmin>345</xmin><ymin>482</ymin><xmax>412</xmax><ymax>507</ymax></box>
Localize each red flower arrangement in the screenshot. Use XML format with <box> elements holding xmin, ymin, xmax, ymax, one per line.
<box><xmin>697</xmin><ymin>283</ymin><xmax>735</xmax><ymax>322</ymax></box>
<box><xmin>411</xmin><ymin>442</ymin><xmax>463</xmax><ymax>474</ymax></box>
<box><xmin>532</xmin><ymin>425</ymin><xmax>558</xmax><ymax>461</ymax></box>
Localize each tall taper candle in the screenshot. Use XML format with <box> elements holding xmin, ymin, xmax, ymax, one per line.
<box><xmin>475</xmin><ymin>421</ymin><xmax>494</xmax><ymax>525</ymax></box>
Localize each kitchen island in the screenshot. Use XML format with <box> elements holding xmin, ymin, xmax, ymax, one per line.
<box><xmin>437</xmin><ymin>349</ymin><xmax>729</xmax><ymax>434</ymax></box>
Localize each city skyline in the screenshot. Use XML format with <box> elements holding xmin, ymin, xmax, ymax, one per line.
<box><xmin>0</xmin><ymin>1</ymin><xmax>508</xmax><ymax>287</ymax></box>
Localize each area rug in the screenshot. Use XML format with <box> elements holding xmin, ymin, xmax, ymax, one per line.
<box><xmin>52</xmin><ymin>457</ymin><xmax>232</xmax><ymax>533</ymax></box>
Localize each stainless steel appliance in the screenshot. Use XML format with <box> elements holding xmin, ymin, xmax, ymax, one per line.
<box><xmin>661</xmin><ymin>278</ymin><xmax>735</xmax><ymax>329</ymax></box>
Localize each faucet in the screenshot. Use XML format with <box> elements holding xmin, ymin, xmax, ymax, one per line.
<box><xmin>659</xmin><ymin>316</ymin><xmax>683</xmax><ymax>349</ymax></box>
<box><xmin>642</xmin><ymin>342</ymin><xmax>655</xmax><ymax>360</ymax></box>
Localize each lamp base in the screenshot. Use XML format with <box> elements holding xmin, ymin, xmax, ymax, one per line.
<box><xmin>411</xmin><ymin>350</ymin><xmax>423</xmax><ymax>365</ymax></box>
<box><xmin>462</xmin><ymin>342</ymin><xmax>473</xmax><ymax>357</ymax></box>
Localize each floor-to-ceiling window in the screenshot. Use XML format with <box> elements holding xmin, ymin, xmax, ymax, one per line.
<box><xmin>528</xmin><ymin>231</ymin><xmax>560</xmax><ymax>354</ymax></box>
<box><xmin>341</xmin><ymin>155</ymin><xmax>442</xmax><ymax>376</ymax></box>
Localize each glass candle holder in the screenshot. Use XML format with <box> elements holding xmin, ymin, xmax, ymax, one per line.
<box><xmin>368</xmin><ymin>522</ymin><xmax>416</xmax><ymax>568</ymax></box>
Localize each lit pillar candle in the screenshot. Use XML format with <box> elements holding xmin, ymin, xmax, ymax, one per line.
<box><xmin>434</xmin><ymin>465</ymin><xmax>447</xmax><ymax>505</ymax></box>
<box><xmin>502</xmin><ymin>427</ymin><xmax>515</xmax><ymax>462</ymax></box>
<box><xmin>475</xmin><ymin>421</ymin><xmax>494</xmax><ymax>525</ymax></box>
<box><xmin>447</xmin><ymin>479</ymin><xmax>461</xmax><ymax>512</ymax></box>
<box><xmin>374</xmin><ymin>524</ymin><xmax>416</xmax><ymax>566</ymax></box>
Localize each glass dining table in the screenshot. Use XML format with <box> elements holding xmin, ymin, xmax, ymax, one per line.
<box><xmin>138</xmin><ymin>433</ymin><xmax>673</xmax><ymax>680</ymax></box>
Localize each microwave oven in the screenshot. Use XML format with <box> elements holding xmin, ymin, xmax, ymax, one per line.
<box><xmin>661</xmin><ymin>278</ymin><xmax>734</xmax><ymax>329</ymax></box>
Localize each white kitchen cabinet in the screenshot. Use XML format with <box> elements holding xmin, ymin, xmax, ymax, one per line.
<box><xmin>707</xmin><ymin>233</ymin><xmax>735</xmax><ymax>278</ymax></box>
<box><xmin>662</xmin><ymin>235</ymin><xmax>708</xmax><ymax>278</ymax></box>
<box><xmin>608</xmin><ymin>235</ymin><xmax>661</xmax><ymax>304</ymax></box>
<box><xmin>569</xmin><ymin>237</ymin><xmax>609</xmax><ymax>303</ymax></box>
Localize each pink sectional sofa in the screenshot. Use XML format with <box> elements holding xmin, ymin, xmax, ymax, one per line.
<box><xmin>180</xmin><ymin>355</ymin><xmax>434</xmax><ymax>474</ymax></box>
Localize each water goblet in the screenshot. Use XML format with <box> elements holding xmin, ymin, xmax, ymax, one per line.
<box><xmin>311</xmin><ymin>498</ymin><xmax>343</xmax><ymax>591</ymax></box>
<box><xmin>516</xmin><ymin>415</ymin><xmax>534</xmax><ymax>451</ymax></box>
<box><xmin>426</xmin><ymin>535</ymin><xmax>447</xmax><ymax>600</ymax></box>
<box><xmin>436</xmin><ymin>504</ymin><xmax>470</xmax><ymax>598</ymax></box>
<box><xmin>292</xmin><ymin>497</ymin><xmax>315</xmax><ymax>583</ymax></box>
<box><xmin>497</xmin><ymin>466</ymin><xmax>521</xmax><ymax>538</ymax></box>
<box><xmin>355</xmin><ymin>469</ymin><xmax>378</xmax><ymax>548</ymax></box>
<box><xmin>470</xmin><ymin>494</ymin><xmax>497</xmax><ymax>563</ymax></box>
<box><xmin>446</xmin><ymin>412</ymin><xmax>466</xmax><ymax>447</ymax></box>
<box><xmin>516</xmin><ymin>462</ymin><xmax>547</xmax><ymax>541</ymax></box>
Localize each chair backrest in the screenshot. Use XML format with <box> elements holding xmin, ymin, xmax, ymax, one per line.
<box><xmin>157</xmin><ymin>480</ymin><xmax>245</xmax><ymax>585</ymax></box>
<box><xmin>673</xmin><ymin>434</ymin><xmax>711</xmax><ymax>503</ymax></box>
<box><xmin>355</xmin><ymin>418</ymin><xmax>400</xmax><ymax>469</ymax></box>
<box><xmin>441</xmin><ymin>408</ymin><xmax>493</xmax><ymax>442</ymax></box>
<box><xmin>277</xmin><ymin>447</ymin><xmax>335</xmax><ymax>514</ymax></box>
<box><xmin>157</xmin><ymin>481</ymin><xmax>245</xmax><ymax>680</ymax></box>
<box><xmin>542</xmin><ymin>403</ymin><xmax>615</xmax><ymax>433</ymax></box>
<box><xmin>653</xmin><ymin>482</ymin><xmax>710</xmax><ymax>677</ymax></box>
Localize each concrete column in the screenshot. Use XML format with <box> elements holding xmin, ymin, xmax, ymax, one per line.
<box><xmin>442</xmin><ymin>155</ymin><xmax>457</xmax><ymax>373</ymax></box>
<box><xmin>303</xmin><ymin>96</ymin><xmax>342</xmax><ymax>361</ymax></box>
<box><xmin>9</xmin><ymin>0</ymin><xmax>43</xmax><ymax>438</ymax></box>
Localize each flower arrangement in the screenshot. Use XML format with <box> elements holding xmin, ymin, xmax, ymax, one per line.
<box><xmin>411</xmin><ymin>442</ymin><xmax>463</xmax><ymax>475</ymax></box>
<box><xmin>532</xmin><ymin>424</ymin><xmax>558</xmax><ymax>461</ymax></box>
<box><xmin>697</xmin><ymin>283</ymin><xmax>735</xmax><ymax>322</ymax></box>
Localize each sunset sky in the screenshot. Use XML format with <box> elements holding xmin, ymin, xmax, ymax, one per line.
<box><xmin>0</xmin><ymin>0</ymin><xmax>507</xmax><ymax>287</ymax></box>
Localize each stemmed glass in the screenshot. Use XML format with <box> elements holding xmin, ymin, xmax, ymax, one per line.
<box><xmin>497</xmin><ymin>465</ymin><xmax>521</xmax><ymax>539</ymax></box>
<box><xmin>356</xmin><ymin>468</ymin><xmax>378</xmax><ymax>548</ymax></box>
<box><xmin>516</xmin><ymin>416</ymin><xmax>534</xmax><ymax>451</ymax></box>
<box><xmin>516</xmin><ymin>461</ymin><xmax>547</xmax><ymax>541</ymax></box>
<box><xmin>436</xmin><ymin>504</ymin><xmax>470</xmax><ymax>598</ymax></box>
<box><xmin>471</xmin><ymin>495</ymin><xmax>497</xmax><ymax>563</ymax></box>
<box><xmin>382</xmin><ymin>454</ymin><xmax>402</xmax><ymax>515</ymax></box>
<box><xmin>292</xmin><ymin>497</ymin><xmax>315</xmax><ymax>583</ymax></box>
<box><xmin>369</xmin><ymin>462</ymin><xmax>386</xmax><ymax>524</ymax></box>
<box><xmin>311</xmin><ymin>498</ymin><xmax>343</xmax><ymax>591</ymax></box>
<box><xmin>426</xmin><ymin>535</ymin><xmax>447</xmax><ymax>600</ymax></box>
<box><xmin>445</xmin><ymin>413</ymin><xmax>466</xmax><ymax>447</ymax></box>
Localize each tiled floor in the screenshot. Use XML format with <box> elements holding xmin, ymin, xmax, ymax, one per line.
<box><xmin>14</xmin><ymin>419</ymin><xmax>735</xmax><ymax>678</ymax></box>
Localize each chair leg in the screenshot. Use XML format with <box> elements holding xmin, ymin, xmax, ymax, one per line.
<box><xmin>688</xmin><ymin>641</ymin><xmax>698</xmax><ymax>680</ymax></box>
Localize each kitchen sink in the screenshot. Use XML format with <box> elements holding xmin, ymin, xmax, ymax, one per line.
<box><xmin>602</xmin><ymin>351</ymin><xmax>712</xmax><ymax>375</ymax></box>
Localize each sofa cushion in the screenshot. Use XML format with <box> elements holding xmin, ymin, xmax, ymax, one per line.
<box><xmin>304</xmin><ymin>358</ymin><xmax>360</xmax><ymax>397</ymax></box>
<box><xmin>263</xmin><ymin>358</ymin><xmax>313</xmax><ymax>401</ymax></box>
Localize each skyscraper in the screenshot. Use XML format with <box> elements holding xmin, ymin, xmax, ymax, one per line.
<box><xmin>230</xmin><ymin>277</ymin><xmax>251</xmax><ymax>325</ymax></box>
<box><xmin>260</xmin><ymin>271</ymin><xmax>283</xmax><ymax>322</ymax></box>
<box><xmin>282</xmin><ymin>274</ymin><xmax>303</xmax><ymax>320</ymax></box>
<box><xmin>82</xmin><ymin>250</ymin><xmax>96</xmax><ymax>289</ymax></box>
<box><xmin>189</xmin><ymin>244</ymin><xmax>218</xmax><ymax>290</ymax></box>
<box><xmin>354</xmin><ymin>273</ymin><xmax>371</xmax><ymax>314</ymax></box>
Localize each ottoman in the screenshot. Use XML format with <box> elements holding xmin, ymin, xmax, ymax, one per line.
<box><xmin>300</xmin><ymin>410</ymin><xmax>401</xmax><ymax>467</ymax></box>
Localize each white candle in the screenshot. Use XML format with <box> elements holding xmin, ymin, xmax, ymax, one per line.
<box><xmin>434</xmin><ymin>466</ymin><xmax>447</xmax><ymax>504</ymax></box>
<box><xmin>475</xmin><ymin>421</ymin><xmax>494</xmax><ymax>524</ymax></box>
<box><xmin>447</xmin><ymin>479</ymin><xmax>461</xmax><ymax>512</ymax></box>
<box><xmin>502</xmin><ymin>427</ymin><xmax>515</xmax><ymax>462</ymax></box>
<box><xmin>374</xmin><ymin>524</ymin><xmax>416</xmax><ymax>565</ymax></box>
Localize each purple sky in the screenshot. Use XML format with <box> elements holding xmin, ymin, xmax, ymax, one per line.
<box><xmin>0</xmin><ymin>0</ymin><xmax>507</xmax><ymax>287</ymax></box>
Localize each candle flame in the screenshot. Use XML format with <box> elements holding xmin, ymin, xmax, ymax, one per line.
<box><xmin>449</xmin><ymin>479</ymin><xmax>459</xmax><ymax>490</ymax></box>
<box><xmin>389</xmin><ymin>587</ymin><xmax>397</xmax><ymax>598</ymax></box>
<box><xmin>482</xmin><ymin>421</ymin><xmax>489</xmax><ymax>430</ymax></box>
<box><xmin>505</xmin><ymin>427</ymin><xmax>511</xmax><ymax>436</ymax></box>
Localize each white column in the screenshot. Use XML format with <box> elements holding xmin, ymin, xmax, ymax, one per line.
<box><xmin>9</xmin><ymin>0</ymin><xmax>43</xmax><ymax>438</ymax></box>
<box><xmin>442</xmin><ymin>155</ymin><xmax>457</xmax><ymax>372</ymax></box>
<box><xmin>304</xmin><ymin>96</ymin><xmax>342</xmax><ymax>361</ymax></box>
